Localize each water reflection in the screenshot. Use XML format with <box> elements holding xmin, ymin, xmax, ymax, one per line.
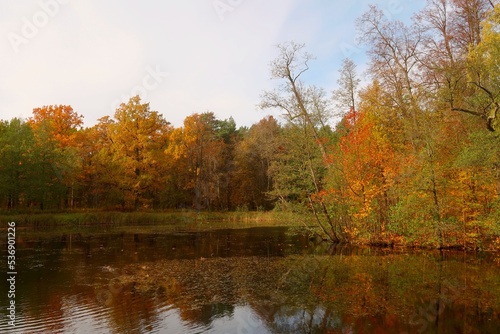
<box><xmin>0</xmin><ymin>226</ymin><xmax>499</xmax><ymax>333</ymax></box>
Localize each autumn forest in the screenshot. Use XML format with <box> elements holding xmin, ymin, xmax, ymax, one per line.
<box><xmin>2</xmin><ymin>0</ymin><xmax>500</xmax><ymax>248</ymax></box>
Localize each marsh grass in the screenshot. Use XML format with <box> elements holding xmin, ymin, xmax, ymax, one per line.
<box><xmin>0</xmin><ymin>210</ymin><xmax>306</xmax><ymax>230</ymax></box>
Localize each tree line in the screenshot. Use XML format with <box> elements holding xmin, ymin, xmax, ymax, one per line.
<box><xmin>0</xmin><ymin>100</ymin><xmax>279</xmax><ymax>212</ymax></box>
<box><xmin>1</xmin><ymin>0</ymin><xmax>500</xmax><ymax>246</ymax></box>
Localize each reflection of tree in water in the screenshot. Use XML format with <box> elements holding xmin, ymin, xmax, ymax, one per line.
<box><xmin>3</xmin><ymin>243</ymin><xmax>499</xmax><ymax>333</ymax></box>
<box><xmin>112</xmin><ymin>250</ymin><xmax>500</xmax><ymax>333</ymax></box>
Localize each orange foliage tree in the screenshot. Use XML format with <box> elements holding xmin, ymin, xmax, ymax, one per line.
<box><xmin>109</xmin><ymin>96</ymin><xmax>171</xmax><ymax>209</ymax></box>
<box><xmin>166</xmin><ymin>112</ymin><xmax>235</xmax><ymax>210</ymax></box>
<box><xmin>336</xmin><ymin>103</ymin><xmax>400</xmax><ymax>237</ymax></box>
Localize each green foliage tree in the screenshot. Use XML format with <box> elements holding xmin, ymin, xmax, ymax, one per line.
<box><xmin>260</xmin><ymin>42</ymin><xmax>341</xmax><ymax>241</ymax></box>
<box><xmin>0</xmin><ymin>119</ymin><xmax>34</xmax><ymax>209</ymax></box>
<box><xmin>27</xmin><ymin>105</ymin><xmax>83</xmax><ymax>210</ymax></box>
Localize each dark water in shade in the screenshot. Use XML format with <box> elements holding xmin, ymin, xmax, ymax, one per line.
<box><xmin>0</xmin><ymin>226</ymin><xmax>499</xmax><ymax>333</ymax></box>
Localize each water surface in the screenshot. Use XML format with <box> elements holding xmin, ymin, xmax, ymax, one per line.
<box><xmin>1</xmin><ymin>226</ymin><xmax>499</xmax><ymax>333</ymax></box>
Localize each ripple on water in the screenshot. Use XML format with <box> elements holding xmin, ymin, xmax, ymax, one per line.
<box><xmin>0</xmin><ymin>293</ymin><xmax>113</xmax><ymax>334</ymax></box>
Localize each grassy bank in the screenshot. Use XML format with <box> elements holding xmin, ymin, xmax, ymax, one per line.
<box><xmin>0</xmin><ymin>210</ymin><xmax>307</xmax><ymax>231</ymax></box>
<box><xmin>3</xmin><ymin>210</ymin><xmax>497</xmax><ymax>252</ymax></box>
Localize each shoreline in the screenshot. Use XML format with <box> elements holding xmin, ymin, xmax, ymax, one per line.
<box><xmin>1</xmin><ymin>211</ymin><xmax>499</xmax><ymax>252</ymax></box>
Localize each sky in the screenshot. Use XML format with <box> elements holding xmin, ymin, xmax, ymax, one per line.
<box><xmin>1</xmin><ymin>0</ymin><xmax>426</xmax><ymax>128</ymax></box>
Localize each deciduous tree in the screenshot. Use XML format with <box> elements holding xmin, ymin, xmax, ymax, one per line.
<box><xmin>110</xmin><ymin>96</ymin><xmax>171</xmax><ymax>209</ymax></box>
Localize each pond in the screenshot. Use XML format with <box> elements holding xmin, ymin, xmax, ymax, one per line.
<box><xmin>1</xmin><ymin>226</ymin><xmax>499</xmax><ymax>333</ymax></box>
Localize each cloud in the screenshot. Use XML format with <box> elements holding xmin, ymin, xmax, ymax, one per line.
<box><xmin>0</xmin><ymin>0</ymin><xmax>425</xmax><ymax>128</ymax></box>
